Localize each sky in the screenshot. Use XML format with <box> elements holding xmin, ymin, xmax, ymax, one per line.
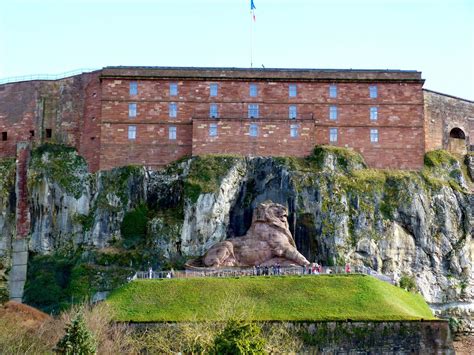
<box><xmin>0</xmin><ymin>0</ymin><xmax>473</xmax><ymax>100</ymax></box>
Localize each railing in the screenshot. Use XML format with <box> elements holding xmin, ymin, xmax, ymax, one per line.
<box><xmin>0</xmin><ymin>68</ymin><xmax>99</xmax><ymax>85</ymax></box>
<box><xmin>130</xmin><ymin>265</ymin><xmax>395</xmax><ymax>284</ymax></box>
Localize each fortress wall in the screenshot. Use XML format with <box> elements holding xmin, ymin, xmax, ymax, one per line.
<box><xmin>101</xmin><ymin>74</ymin><xmax>424</xmax><ymax>169</ymax></box>
<box><xmin>1</xmin><ymin>68</ymin><xmax>427</xmax><ymax>170</ymax></box>
<box><xmin>0</xmin><ymin>72</ymin><xmax>102</xmax><ymax>170</ymax></box>
<box><xmin>424</xmin><ymin>89</ymin><xmax>474</xmax><ymax>153</ymax></box>
<box><xmin>192</xmin><ymin>119</ymin><xmax>316</xmax><ymax>157</ymax></box>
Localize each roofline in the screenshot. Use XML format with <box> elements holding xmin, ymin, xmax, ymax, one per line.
<box><xmin>423</xmin><ymin>89</ymin><xmax>474</xmax><ymax>104</ymax></box>
<box><xmin>100</xmin><ymin>66</ymin><xmax>424</xmax><ymax>83</ymax></box>
<box><xmin>103</xmin><ymin>65</ymin><xmax>421</xmax><ymax>73</ymax></box>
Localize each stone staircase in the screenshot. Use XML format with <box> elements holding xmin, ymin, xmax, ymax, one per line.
<box><xmin>8</xmin><ymin>239</ymin><xmax>28</xmax><ymax>302</ymax></box>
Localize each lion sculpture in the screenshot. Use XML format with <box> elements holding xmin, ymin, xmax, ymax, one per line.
<box><xmin>201</xmin><ymin>201</ymin><xmax>310</xmax><ymax>267</ymax></box>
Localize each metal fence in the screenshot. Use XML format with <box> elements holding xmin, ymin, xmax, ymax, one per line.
<box><xmin>0</xmin><ymin>68</ymin><xmax>99</xmax><ymax>85</ymax></box>
<box><xmin>130</xmin><ymin>265</ymin><xmax>395</xmax><ymax>284</ymax></box>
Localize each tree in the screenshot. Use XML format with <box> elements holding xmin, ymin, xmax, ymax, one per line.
<box><xmin>212</xmin><ymin>319</ymin><xmax>266</xmax><ymax>355</ymax></box>
<box><xmin>56</xmin><ymin>313</ymin><xmax>96</xmax><ymax>355</ymax></box>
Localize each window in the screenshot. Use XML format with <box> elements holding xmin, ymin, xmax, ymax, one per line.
<box><xmin>170</xmin><ymin>83</ymin><xmax>178</xmax><ymax>96</ymax></box>
<box><xmin>370</xmin><ymin>107</ymin><xmax>378</xmax><ymax>120</ymax></box>
<box><xmin>369</xmin><ymin>85</ymin><xmax>378</xmax><ymax>98</ymax></box>
<box><xmin>289</xmin><ymin>84</ymin><xmax>297</xmax><ymax>97</ymax></box>
<box><xmin>289</xmin><ymin>105</ymin><xmax>297</xmax><ymax>119</ymax></box>
<box><xmin>329</xmin><ymin>106</ymin><xmax>338</xmax><ymax>120</ymax></box>
<box><xmin>30</xmin><ymin>130</ymin><xmax>35</xmax><ymax>137</ymax></box>
<box><xmin>329</xmin><ymin>84</ymin><xmax>337</xmax><ymax>98</ymax></box>
<box><xmin>329</xmin><ymin>128</ymin><xmax>338</xmax><ymax>143</ymax></box>
<box><xmin>209</xmin><ymin>104</ymin><xmax>219</xmax><ymax>118</ymax></box>
<box><xmin>370</xmin><ymin>129</ymin><xmax>379</xmax><ymax>143</ymax></box>
<box><xmin>128</xmin><ymin>103</ymin><xmax>137</xmax><ymax>118</ymax></box>
<box><xmin>248</xmin><ymin>104</ymin><xmax>259</xmax><ymax>118</ymax></box>
<box><xmin>210</xmin><ymin>83</ymin><xmax>218</xmax><ymax>97</ymax></box>
<box><xmin>169</xmin><ymin>126</ymin><xmax>177</xmax><ymax>140</ymax></box>
<box><xmin>1</xmin><ymin>132</ymin><xmax>7</xmax><ymax>141</ymax></box>
<box><xmin>249</xmin><ymin>83</ymin><xmax>258</xmax><ymax>97</ymax></box>
<box><xmin>128</xmin><ymin>125</ymin><xmax>136</xmax><ymax>140</ymax></box>
<box><xmin>169</xmin><ymin>103</ymin><xmax>177</xmax><ymax>118</ymax></box>
<box><xmin>45</xmin><ymin>129</ymin><xmax>52</xmax><ymax>138</ymax></box>
<box><xmin>209</xmin><ymin>123</ymin><xmax>218</xmax><ymax>137</ymax></box>
<box><xmin>290</xmin><ymin>124</ymin><xmax>298</xmax><ymax>138</ymax></box>
<box><xmin>130</xmin><ymin>81</ymin><xmax>137</xmax><ymax>96</ymax></box>
<box><xmin>249</xmin><ymin>124</ymin><xmax>258</xmax><ymax>137</ymax></box>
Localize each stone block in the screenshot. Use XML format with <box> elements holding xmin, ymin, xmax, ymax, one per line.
<box><xmin>8</xmin><ymin>280</ymin><xmax>25</xmax><ymax>299</ymax></box>
<box><xmin>12</xmin><ymin>239</ymin><xmax>28</xmax><ymax>253</ymax></box>
<box><xmin>8</xmin><ymin>264</ymin><xmax>27</xmax><ymax>281</ymax></box>
<box><xmin>11</xmin><ymin>251</ymin><xmax>28</xmax><ymax>266</ymax></box>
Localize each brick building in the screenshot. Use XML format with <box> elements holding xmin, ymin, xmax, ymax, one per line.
<box><xmin>1</xmin><ymin>66</ymin><xmax>471</xmax><ymax>172</ymax></box>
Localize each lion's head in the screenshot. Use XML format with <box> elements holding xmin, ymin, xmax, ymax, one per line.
<box><xmin>252</xmin><ymin>201</ymin><xmax>295</xmax><ymax>246</ymax></box>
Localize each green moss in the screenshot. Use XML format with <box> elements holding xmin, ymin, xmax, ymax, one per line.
<box><xmin>28</xmin><ymin>143</ymin><xmax>88</xmax><ymax>199</ymax></box>
<box><xmin>95</xmin><ymin>165</ymin><xmax>142</xmax><ymax>210</ymax></box>
<box><xmin>309</xmin><ymin>145</ymin><xmax>366</xmax><ymax>172</ymax></box>
<box><xmin>424</xmin><ymin>150</ymin><xmax>458</xmax><ymax>168</ymax></box>
<box><xmin>72</xmin><ymin>212</ymin><xmax>95</xmax><ymax>232</ymax></box>
<box><xmin>184</xmin><ymin>155</ymin><xmax>240</xmax><ymax>203</ymax></box>
<box><xmin>0</xmin><ymin>158</ymin><xmax>15</xmax><ymax>200</ymax></box>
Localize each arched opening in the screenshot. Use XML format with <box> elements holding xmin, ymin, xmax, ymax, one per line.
<box><xmin>449</xmin><ymin>127</ymin><xmax>466</xmax><ymax>139</ymax></box>
<box><xmin>448</xmin><ymin>127</ymin><xmax>467</xmax><ymax>155</ymax></box>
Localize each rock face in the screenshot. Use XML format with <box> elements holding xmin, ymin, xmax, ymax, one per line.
<box><xmin>0</xmin><ymin>145</ymin><xmax>472</xmax><ymax>330</ymax></box>
<box><xmin>197</xmin><ymin>201</ymin><xmax>310</xmax><ymax>267</ymax></box>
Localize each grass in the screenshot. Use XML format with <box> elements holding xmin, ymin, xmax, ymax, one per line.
<box><xmin>106</xmin><ymin>275</ymin><xmax>435</xmax><ymax>322</ymax></box>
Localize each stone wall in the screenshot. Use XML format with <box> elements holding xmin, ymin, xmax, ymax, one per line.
<box><xmin>134</xmin><ymin>320</ymin><xmax>454</xmax><ymax>354</ymax></box>
<box><xmin>0</xmin><ymin>67</ymin><xmax>428</xmax><ymax>170</ymax></box>
<box><xmin>424</xmin><ymin>89</ymin><xmax>474</xmax><ymax>153</ymax></box>
<box><xmin>100</xmin><ymin>71</ymin><xmax>425</xmax><ymax>170</ymax></box>
<box><xmin>0</xmin><ymin>72</ymin><xmax>102</xmax><ymax>171</ymax></box>
<box><xmin>290</xmin><ymin>320</ymin><xmax>453</xmax><ymax>353</ymax></box>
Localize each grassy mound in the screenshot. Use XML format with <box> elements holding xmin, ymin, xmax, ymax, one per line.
<box><xmin>106</xmin><ymin>275</ymin><xmax>435</xmax><ymax>322</ymax></box>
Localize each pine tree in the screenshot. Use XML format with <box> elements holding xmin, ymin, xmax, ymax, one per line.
<box><xmin>55</xmin><ymin>313</ymin><xmax>96</xmax><ymax>355</ymax></box>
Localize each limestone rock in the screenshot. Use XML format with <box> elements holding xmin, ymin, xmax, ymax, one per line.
<box><xmin>197</xmin><ymin>201</ymin><xmax>310</xmax><ymax>267</ymax></box>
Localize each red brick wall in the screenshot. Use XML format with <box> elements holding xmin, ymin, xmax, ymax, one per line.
<box><xmin>0</xmin><ymin>72</ymin><xmax>102</xmax><ymax>171</ymax></box>
<box><xmin>193</xmin><ymin>119</ymin><xmax>315</xmax><ymax>157</ymax></box>
<box><xmin>0</xmin><ymin>81</ymin><xmax>38</xmax><ymax>158</ymax></box>
<box><xmin>79</xmin><ymin>72</ymin><xmax>102</xmax><ymax>172</ymax></box>
<box><xmin>1</xmin><ymin>69</ymin><xmax>427</xmax><ymax>171</ymax></box>
<box><xmin>15</xmin><ymin>142</ymin><xmax>30</xmax><ymax>239</ymax></box>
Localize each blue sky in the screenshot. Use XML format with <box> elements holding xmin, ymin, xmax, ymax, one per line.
<box><xmin>1</xmin><ymin>0</ymin><xmax>473</xmax><ymax>99</ymax></box>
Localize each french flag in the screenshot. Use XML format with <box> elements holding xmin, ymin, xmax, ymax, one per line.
<box><xmin>251</xmin><ymin>0</ymin><xmax>256</xmax><ymax>22</ymax></box>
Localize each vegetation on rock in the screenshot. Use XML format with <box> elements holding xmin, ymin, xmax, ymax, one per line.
<box><xmin>28</xmin><ymin>143</ymin><xmax>88</xmax><ymax>199</ymax></box>
<box><xmin>184</xmin><ymin>155</ymin><xmax>240</xmax><ymax>202</ymax></box>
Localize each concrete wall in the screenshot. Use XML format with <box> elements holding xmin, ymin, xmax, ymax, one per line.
<box><xmin>424</xmin><ymin>89</ymin><xmax>474</xmax><ymax>154</ymax></box>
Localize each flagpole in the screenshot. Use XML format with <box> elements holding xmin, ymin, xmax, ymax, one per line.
<box><xmin>250</xmin><ymin>8</ymin><xmax>253</xmax><ymax>68</ymax></box>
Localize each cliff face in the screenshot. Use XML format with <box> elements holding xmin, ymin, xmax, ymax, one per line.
<box><xmin>0</xmin><ymin>144</ymin><xmax>472</xmax><ymax>328</ymax></box>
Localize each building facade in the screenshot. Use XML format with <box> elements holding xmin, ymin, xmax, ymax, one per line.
<box><xmin>1</xmin><ymin>66</ymin><xmax>470</xmax><ymax>172</ymax></box>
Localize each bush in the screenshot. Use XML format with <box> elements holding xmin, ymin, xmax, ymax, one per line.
<box><xmin>212</xmin><ymin>320</ymin><xmax>266</xmax><ymax>355</ymax></box>
<box><xmin>56</xmin><ymin>313</ymin><xmax>97</xmax><ymax>355</ymax></box>
<box><xmin>399</xmin><ymin>274</ymin><xmax>417</xmax><ymax>292</ymax></box>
